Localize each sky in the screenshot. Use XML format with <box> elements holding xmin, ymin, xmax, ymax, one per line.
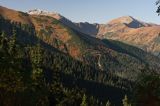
<box><xmin>0</xmin><ymin>0</ymin><xmax>160</xmax><ymax>24</ymax></box>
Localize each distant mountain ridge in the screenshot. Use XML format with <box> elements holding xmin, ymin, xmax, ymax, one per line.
<box><xmin>107</xmin><ymin>16</ymin><xmax>157</xmax><ymax>28</ymax></box>
<box><xmin>27</xmin><ymin>9</ymin><xmax>160</xmax><ymax>57</ymax></box>
<box><xmin>28</xmin><ymin>9</ymin><xmax>99</xmax><ymax>36</ymax></box>
<box><xmin>97</xmin><ymin>16</ymin><xmax>160</xmax><ymax>57</ymax></box>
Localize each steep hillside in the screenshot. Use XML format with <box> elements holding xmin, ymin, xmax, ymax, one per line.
<box><xmin>28</xmin><ymin>9</ymin><xmax>99</xmax><ymax>36</ymax></box>
<box><xmin>0</xmin><ymin>6</ymin><xmax>32</xmax><ymax>24</ymax></box>
<box><xmin>27</xmin><ymin>10</ymin><xmax>160</xmax><ymax>57</ymax></box>
<box><xmin>27</xmin><ymin>14</ymin><xmax>149</xmax><ymax>77</ymax></box>
<box><xmin>0</xmin><ymin>6</ymin><xmax>134</xmax><ymax>105</ymax></box>
<box><xmin>0</xmin><ymin>12</ymin><xmax>129</xmax><ymax>105</ymax></box>
<box><xmin>1</xmin><ymin>6</ymin><xmax>160</xmax><ymax>77</ymax></box>
<box><xmin>30</xmin><ymin>15</ymin><xmax>160</xmax><ymax>78</ymax></box>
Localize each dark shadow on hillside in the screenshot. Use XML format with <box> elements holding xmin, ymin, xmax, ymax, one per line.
<box><xmin>102</xmin><ymin>39</ymin><xmax>160</xmax><ymax>68</ymax></box>
<box><xmin>61</xmin><ymin>73</ymin><xmax>129</xmax><ymax>106</ymax></box>
<box><xmin>0</xmin><ymin>15</ymin><xmax>67</xmax><ymax>55</ymax></box>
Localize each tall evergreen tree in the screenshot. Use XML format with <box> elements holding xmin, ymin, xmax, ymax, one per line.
<box><xmin>106</xmin><ymin>100</ymin><xmax>111</xmax><ymax>106</ymax></box>
<box><xmin>122</xmin><ymin>95</ymin><xmax>131</xmax><ymax>106</ymax></box>
<box><xmin>81</xmin><ymin>94</ymin><xmax>87</xmax><ymax>106</ymax></box>
<box><xmin>134</xmin><ymin>73</ymin><xmax>160</xmax><ymax>106</ymax></box>
<box><xmin>9</xmin><ymin>29</ymin><xmax>16</xmax><ymax>54</ymax></box>
<box><xmin>30</xmin><ymin>42</ymin><xmax>44</xmax><ymax>81</ymax></box>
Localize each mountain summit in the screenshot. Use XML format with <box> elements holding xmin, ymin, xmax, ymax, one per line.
<box><xmin>107</xmin><ymin>16</ymin><xmax>154</xmax><ymax>28</ymax></box>
<box><xmin>108</xmin><ymin>16</ymin><xmax>135</xmax><ymax>24</ymax></box>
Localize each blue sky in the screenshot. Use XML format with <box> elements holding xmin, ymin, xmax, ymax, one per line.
<box><xmin>0</xmin><ymin>0</ymin><xmax>160</xmax><ymax>24</ymax></box>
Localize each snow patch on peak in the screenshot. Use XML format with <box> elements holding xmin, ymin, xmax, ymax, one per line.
<box><xmin>28</xmin><ymin>9</ymin><xmax>62</xmax><ymax>19</ymax></box>
<box><xmin>28</xmin><ymin>9</ymin><xmax>57</xmax><ymax>15</ymax></box>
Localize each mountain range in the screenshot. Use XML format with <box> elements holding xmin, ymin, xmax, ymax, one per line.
<box><xmin>0</xmin><ymin>5</ymin><xmax>160</xmax><ymax>105</ymax></box>
<box><xmin>27</xmin><ymin>9</ymin><xmax>160</xmax><ymax>57</ymax></box>
<box><xmin>1</xmin><ymin>5</ymin><xmax>160</xmax><ymax>75</ymax></box>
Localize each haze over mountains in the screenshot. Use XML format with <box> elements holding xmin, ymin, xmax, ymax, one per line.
<box><xmin>28</xmin><ymin>9</ymin><xmax>160</xmax><ymax>57</ymax></box>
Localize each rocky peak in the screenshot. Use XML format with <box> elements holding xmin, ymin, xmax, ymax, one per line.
<box><xmin>108</xmin><ymin>16</ymin><xmax>134</xmax><ymax>24</ymax></box>
<box><xmin>107</xmin><ymin>16</ymin><xmax>151</xmax><ymax>28</ymax></box>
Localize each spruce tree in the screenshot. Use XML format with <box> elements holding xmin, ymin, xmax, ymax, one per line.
<box><xmin>9</xmin><ymin>29</ymin><xmax>16</xmax><ymax>54</ymax></box>
<box><xmin>106</xmin><ymin>100</ymin><xmax>111</xmax><ymax>106</ymax></box>
<box><xmin>30</xmin><ymin>42</ymin><xmax>43</xmax><ymax>81</ymax></box>
<box><xmin>0</xmin><ymin>30</ymin><xmax>26</xmax><ymax>105</ymax></box>
<box><xmin>122</xmin><ymin>95</ymin><xmax>131</xmax><ymax>106</ymax></box>
<box><xmin>29</xmin><ymin>41</ymin><xmax>50</xmax><ymax>105</ymax></box>
<box><xmin>81</xmin><ymin>94</ymin><xmax>87</xmax><ymax>106</ymax></box>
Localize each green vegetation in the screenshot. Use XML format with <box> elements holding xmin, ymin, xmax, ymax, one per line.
<box><xmin>133</xmin><ymin>72</ymin><xmax>160</xmax><ymax>106</ymax></box>
<box><xmin>122</xmin><ymin>95</ymin><xmax>131</xmax><ymax>106</ymax></box>
<box><xmin>0</xmin><ymin>13</ymin><xmax>160</xmax><ymax>106</ymax></box>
